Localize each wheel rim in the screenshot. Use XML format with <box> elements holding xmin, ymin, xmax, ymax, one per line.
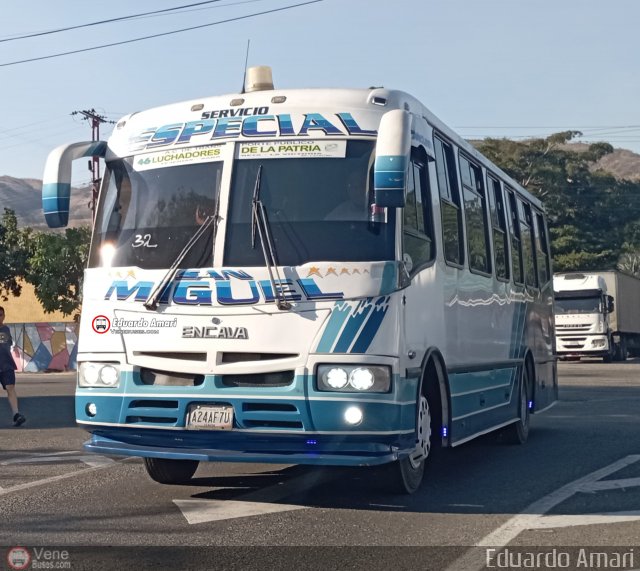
<box><xmin>409</xmin><ymin>395</ymin><xmax>431</xmax><ymax>469</ymax></box>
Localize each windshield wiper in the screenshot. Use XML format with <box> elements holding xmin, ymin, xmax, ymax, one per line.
<box><xmin>144</xmin><ymin>212</ymin><xmax>218</xmax><ymax>311</ymax></box>
<box><xmin>251</xmin><ymin>165</ymin><xmax>292</xmax><ymax>311</ymax></box>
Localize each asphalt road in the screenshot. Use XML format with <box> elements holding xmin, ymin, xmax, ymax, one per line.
<box><xmin>1</xmin><ymin>361</ymin><xmax>639</xmax><ymax>570</ymax></box>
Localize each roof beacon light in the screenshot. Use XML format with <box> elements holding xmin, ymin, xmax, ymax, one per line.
<box><xmin>245</xmin><ymin>66</ymin><xmax>274</xmax><ymax>92</ymax></box>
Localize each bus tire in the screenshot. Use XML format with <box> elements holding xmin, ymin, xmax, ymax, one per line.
<box><xmin>501</xmin><ymin>362</ymin><xmax>531</xmax><ymax>445</ymax></box>
<box><xmin>143</xmin><ymin>457</ymin><xmax>199</xmax><ymax>484</ymax></box>
<box><xmin>378</xmin><ymin>394</ymin><xmax>431</xmax><ymax>494</ymax></box>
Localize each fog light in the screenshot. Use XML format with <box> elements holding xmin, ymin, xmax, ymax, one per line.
<box><xmin>344</xmin><ymin>406</ymin><xmax>363</xmax><ymax>425</ymax></box>
<box><xmin>86</xmin><ymin>403</ymin><xmax>97</xmax><ymax>417</ymax></box>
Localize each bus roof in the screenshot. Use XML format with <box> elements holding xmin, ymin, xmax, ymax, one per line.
<box><xmin>108</xmin><ymin>83</ymin><xmax>542</xmax><ymax>210</ymax></box>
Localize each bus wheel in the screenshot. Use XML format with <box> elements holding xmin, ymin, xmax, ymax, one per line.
<box><xmin>143</xmin><ymin>457</ymin><xmax>199</xmax><ymax>484</ymax></box>
<box><xmin>378</xmin><ymin>394</ymin><xmax>431</xmax><ymax>494</ymax></box>
<box><xmin>502</xmin><ymin>364</ymin><xmax>531</xmax><ymax>445</ymax></box>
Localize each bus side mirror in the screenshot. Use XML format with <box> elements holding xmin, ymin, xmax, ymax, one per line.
<box><xmin>42</xmin><ymin>141</ymin><xmax>107</xmax><ymax>228</ymax></box>
<box><xmin>374</xmin><ymin>110</ymin><xmax>412</xmax><ymax>208</ymax></box>
<box><xmin>607</xmin><ymin>295</ymin><xmax>614</xmax><ymax>313</ymax></box>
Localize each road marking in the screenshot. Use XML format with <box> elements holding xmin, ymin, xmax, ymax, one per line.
<box><xmin>174</xmin><ymin>468</ymin><xmax>340</xmax><ymax>524</ymax></box>
<box><xmin>579</xmin><ymin>476</ymin><xmax>640</xmax><ymax>492</ymax></box>
<box><xmin>446</xmin><ymin>454</ymin><xmax>640</xmax><ymax>571</ymax></box>
<box><xmin>530</xmin><ymin>511</ymin><xmax>640</xmax><ymax>529</ymax></box>
<box><xmin>175</xmin><ymin>498</ymin><xmax>305</xmax><ymax>524</ymax></box>
<box><xmin>1</xmin><ymin>453</ymin><xmax>115</xmax><ymax>468</ymax></box>
<box><xmin>0</xmin><ymin>452</ymin><xmax>130</xmax><ymax>496</ymax></box>
<box><xmin>449</xmin><ymin>504</ymin><xmax>485</xmax><ymax>508</ymax></box>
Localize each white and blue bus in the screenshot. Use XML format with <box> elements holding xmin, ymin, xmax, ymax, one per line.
<box><xmin>43</xmin><ymin>66</ymin><xmax>557</xmax><ymax>494</ymax></box>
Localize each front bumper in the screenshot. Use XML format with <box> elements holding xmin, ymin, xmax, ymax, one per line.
<box><xmin>77</xmin><ymin>368</ymin><xmax>419</xmax><ymax>466</ymax></box>
<box><xmin>556</xmin><ymin>334</ymin><xmax>609</xmax><ymax>356</ymax></box>
<box><xmin>84</xmin><ymin>428</ymin><xmax>414</xmax><ymax>466</ymax></box>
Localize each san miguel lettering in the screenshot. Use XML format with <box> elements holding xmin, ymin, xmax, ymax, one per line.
<box><xmin>182</xmin><ymin>326</ymin><xmax>248</xmax><ymax>339</ymax></box>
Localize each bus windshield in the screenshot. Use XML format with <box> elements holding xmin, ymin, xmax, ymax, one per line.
<box><xmin>224</xmin><ymin>140</ymin><xmax>395</xmax><ymax>266</ymax></box>
<box><xmin>555</xmin><ymin>296</ymin><xmax>602</xmax><ymax>314</ymax></box>
<box><xmin>89</xmin><ymin>159</ymin><xmax>223</xmax><ymax>269</ymax></box>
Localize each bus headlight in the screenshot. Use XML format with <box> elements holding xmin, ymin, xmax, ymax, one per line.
<box><xmin>323</xmin><ymin>367</ymin><xmax>349</xmax><ymax>389</ymax></box>
<box><xmin>81</xmin><ymin>363</ymin><xmax>100</xmax><ymax>386</ymax></box>
<box><xmin>79</xmin><ymin>362</ymin><xmax>121</xmax><ymax>388</ymax></box>
<box><xmin>349</xmin><ymin>368</ymin><xmax>375</xmax><ymax>391</ymax></box>
<box><xmin>100</xmin><ymin>365</ymin><xmax>120</xmax><ymax>386</ymax></box>
<box><xmin>317</xmin><ymin>365</ymin><xmax>391</xmax><ymax>393</ymax></box>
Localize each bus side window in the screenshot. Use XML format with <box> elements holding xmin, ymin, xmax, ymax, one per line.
<box><xmin>519</xmin><ymin>200</ymin><xmax>538</xmax><ymax>289</ymax></box>
<box><xmin>403</xmin><ymin>153</ymin><xmax>435</xmax><ymax>271</ymax></box>
<box><xmin>487</xmin><ymin>174</ymin><xmax>510</xmax><ymax>281</ymax></box>
<box><xmin>506</xmin><ymin>189</ymin><xmax>524</xmax><ymax>285</ymax></box>
<box><xmin>433</xmin><ymin>135</ymin><xmax>464</xmax><ymax>266</ymax></box>
<box><xmin>459</xmin><ymin>154</ymin><xmax>491</xmax><ymax>275</ymax></box>
<box><xmin>534</xmin><ymin>211</ymin><xmax>551</xmax><ymax>286</ymax></box>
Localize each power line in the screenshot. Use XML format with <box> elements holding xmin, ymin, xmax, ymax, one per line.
<box><xmin>71</xmin><ymin>110</ymin><xmax>115</xmax><ymax>218</ymax></box>
<box><xmin>0</xmin><ymin>1</ymin><xmax>323</xmax><ymax>67</ymax></box>
<box><xmin>0</xmin><ymin>0</ymin><xmax>230</xmax><ymax>43</ymax></box>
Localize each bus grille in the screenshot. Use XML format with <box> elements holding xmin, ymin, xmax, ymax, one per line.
<box><xmin>222</xmin><ymin>371</ymin><xmax>295</xmax><ymax>388</ymax></box>
<box><xmin>240</xmin><ymin>401</ymin><xmax>304</xmax><ymax>430</ymax></box>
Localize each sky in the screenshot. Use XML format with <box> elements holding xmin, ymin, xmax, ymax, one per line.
<box><xmin>2</xmin><ymin>0</ymin><xmax>640</xmax><ymax>186</ymax></box>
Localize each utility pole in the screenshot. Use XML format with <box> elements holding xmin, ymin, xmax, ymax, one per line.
<box><xmin>71</xmin><ymin>109</ymin><xmax>114</xmax><ymax>218</ymax></box>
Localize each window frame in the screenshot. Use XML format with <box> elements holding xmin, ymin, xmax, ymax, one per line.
<box><xmin>459</xmin><ymin>152</ymin><xmax>492</xmax><ymax>277</ymax></box>
<box><xmin>433</xmin><ymin>133</ymin><xmax>465</xmax><ymax>268</ymax></box>
<box><xmin>506</xmin><ymin>187</ymin><xmax>524</xmax><ymax>286</ymax></box>
<box><xmin>518</xmin><ymin>199</ymin><xmax>539</xmax><ymax>291</ymax></box>
<box><xmin>402</xmin><ymin>149</ymin><xmax>436</xmax><ymax>274</ymax></box>
<box><xmin>486</xmin><ymin>172</ymin><xmax>510</xmax><ymax>283</ymax></box>
<box><xmin>533</xmin><ymin>209</ymin><xmax>552</xmax><ymax>287</ymax></box>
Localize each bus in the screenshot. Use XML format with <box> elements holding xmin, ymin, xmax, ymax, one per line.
<box><xmin>42</xmin><ymin>66</ymin><xmax>557</xmax><ymax>494</ymax></box>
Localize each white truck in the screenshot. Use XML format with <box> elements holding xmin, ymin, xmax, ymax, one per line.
<box><xmin>554</xmin><ymin>271</ymin><xmax>640</xmax><ymax>361</ymax></box>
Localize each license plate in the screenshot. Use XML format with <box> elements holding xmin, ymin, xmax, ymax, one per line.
<box><xmin>186</xmin><ymin>404</ymin><xmax>234</xmax><ymax>430</ymax></box>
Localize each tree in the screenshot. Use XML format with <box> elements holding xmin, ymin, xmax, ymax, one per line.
<box><xmin>0</xmin><ymin>208</ymin><xmax>32</xmax><ymax>301</ymax></box>
<box><xmin>26</xmin><ymin>226</ymin><xmax>91</xmax><ymax>316</ymax></box>
<box><xmin>475</xmin><ymin>133</ymin><xmax>640</xmax><ymax>272</ymax></box>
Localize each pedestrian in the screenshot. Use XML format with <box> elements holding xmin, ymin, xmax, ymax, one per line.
<box><xmin>0</xmin><ymin>306</ymin><xmax>25</xmax><ymax>427</ymax></box>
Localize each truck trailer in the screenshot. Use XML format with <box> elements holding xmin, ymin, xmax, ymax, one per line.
<box><xmin>554</xmin><ymin>271</ymin><xmax>640</xmax><ymax>361</ymax></box>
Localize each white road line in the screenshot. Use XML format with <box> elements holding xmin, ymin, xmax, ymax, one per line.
<box><xmin>0</xmin><ymin>458</ymin><xmax>131</xmax><ymax>496</ymax></box>
<box><xmin>1</xmin><ymin>454</ymin><xmax>115</xmax><ymax>468</ymax></box>
<box><xmin>579</xmin><ymin>477</ymin><xmax>640</xmax><ymax>492</ymax></box>
<box><xmin>446</xmin><ymin>454</ymin><xmax>640</xmax><ymax>571</ymax></box>
<box><xmin>175</xmin><ymin>468</ymin><xmax>341</xmax><ymax>524</ymax></box>
<box><xmin>531</xmin><ymin>511</ymin><xmax>640</xmax><ymax>529</ymax></box>
<box><xmin>174</xmin><ymin>498</ymin><xmax>305</xmax><ymax>524</ymax></box>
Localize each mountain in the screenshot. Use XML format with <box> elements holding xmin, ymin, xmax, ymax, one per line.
<box><xmin>2</xmin><ymin>143</ymin><xmax>640</xmax><ymax>229</ymax></box>
<box><xmin>563</xmin><ymin>144</ymin><xmax>640</xmax><ymax>181</ymax></box>
<box><xmin>0</xmin><ymin>176</ymin><xmax>93</xmax><ymax>229</ymax></box>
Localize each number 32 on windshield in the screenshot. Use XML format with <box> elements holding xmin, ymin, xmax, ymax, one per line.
<box><xmin>132</xmin><ymin>234</ymin><xmax>158</xmax><ymax>248</ymax></box>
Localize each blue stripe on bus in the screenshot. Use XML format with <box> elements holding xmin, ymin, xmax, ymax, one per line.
<box><xmin>350</xmin><ymin>297</ymin><xmax>390</xmax><ymax>353</ymax></box>
<box><xmin>333</xmin><ymin>299</ymin><xmax>374</xmax><ymax>353</ymax></box>
<box><xmin>42</xmin><ymin>182</ymin><xmax>71</xmax><ymax>228</ymax></box>
<box><xmin>374</xmin><ymin>155</ymin><xmax>407</xmax><ymax>171</ymax></box>
<box><xmin>83</xmin><ymin>141</ymin><xmax>107</xmax><ymax>157</ymax></box>
<box><xmin>374</xmin><ymin>156</ymin><xmax>407</xmax><ymax>190</ymax></box>
<box><xmin>316</xmin><ymin>301</ymin><xmax>351</xmax><ymax>353</ymax></box>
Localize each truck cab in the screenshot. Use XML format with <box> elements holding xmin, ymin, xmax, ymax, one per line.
<box><xmin>554</xmin><ymin>274</ymin><xmax>614</xmax><ymax>360</ymax></box>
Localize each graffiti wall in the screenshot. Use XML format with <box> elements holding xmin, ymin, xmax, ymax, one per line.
<box><xmin>8</xmin><ymin>323</ymin><xmax>78</xmax><ymax>372</ymax></box>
